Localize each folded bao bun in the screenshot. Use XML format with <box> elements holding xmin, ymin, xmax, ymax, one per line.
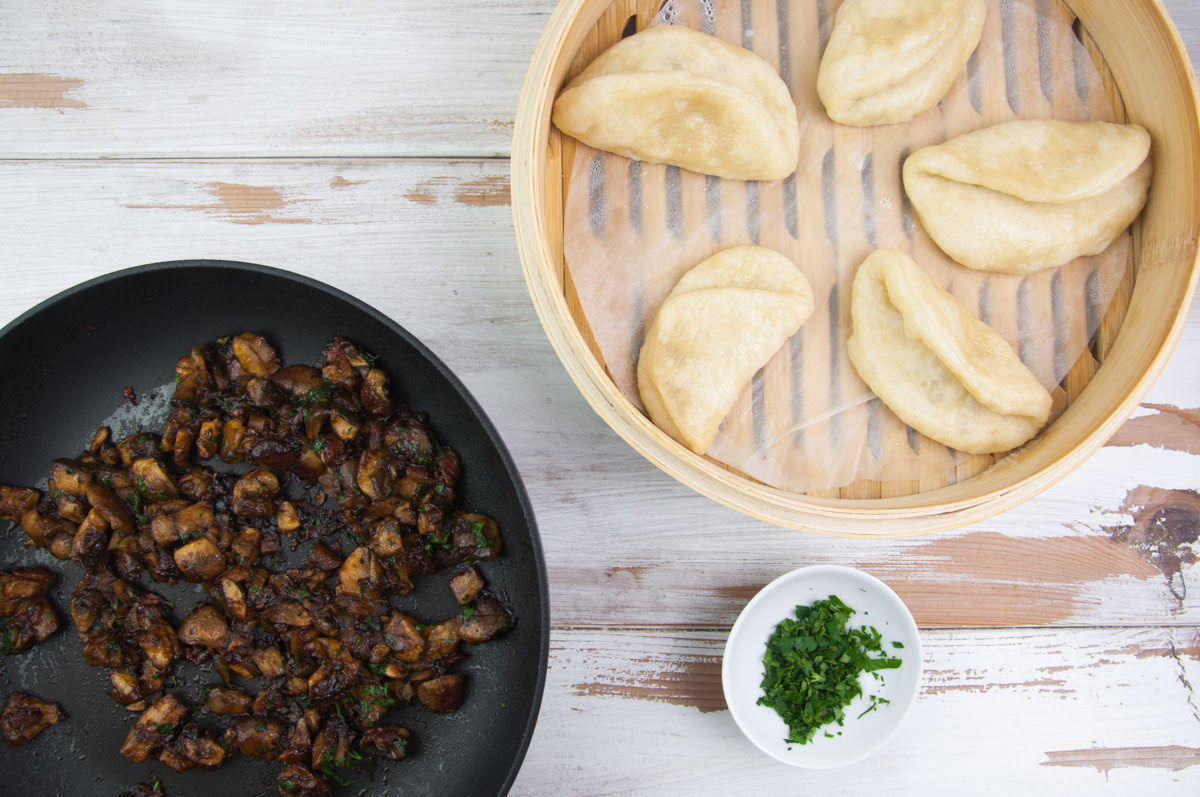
<box><xmin>551</xmin><ymin>24</ymin><xmax>800</xmax><ymax>181</ymax></box>
<box><xmin>847</xmin><ymin>249</ymin><xmax>1053</xmax><ymax>455</ymax></box>
<box><xmin>903</xmin><ymin>120</ymin><xmax>1153</xmax><ymax>274</ymax></box>
<box><xmin>817</xmin><ymin>0</ymin><xmax>986</xmax><ymax>127</ymax></box>
<box><xmin>638</xmin><ymin>246</ymin><xmax>814</xmax><ymax>454</ymax></box>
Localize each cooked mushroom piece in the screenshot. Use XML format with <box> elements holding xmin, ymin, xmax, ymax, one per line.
<box><xmin>220</xmin><ymin>577</ymin><xmax>248</xmax><ymax>621</ymax></box>
<box><xmin>355</xmin><ymin>449</ymin><xmax>396</xmax><ymax>500</ymax></box>
<box><xmin>338</xmin><ymin>546</ymin><xmax>379</xmax><ymax>597</ymax></box>
<box><xmin>271</xmin><ymin>364</ymin><xmax>327</xmax><ymax>397</ymax></box>
<box><xmin>0</xmin><ymin>485</ymin><xmax>39</xmax><ymax>523</ymax></box>
<box><xmin>248</xmin><ymin>438</ymin><xmax>300</xmax><ymax>470</ymax></box>
<box><xmin>1</xmin><ymin>692</ymin><xmax>63</xmax><ymax>746</ymax></box>
<box><xmin>231</xmin><ymin>332</ymin><xmax>281</xmax><ymax>377</ymax></box>
<box><xmin>121</xmin><ymin>693</ymin><xmax>187</xmax><ymax>762</ymax></box>
<box><xmin>220</xmin><ymin>418</ymin><xmax>247</xmax><ymax>463</ymax></box>
<box><xmin>176</xmin><ymin>501</ymin><xmax>214</xmax><ymax>535</ymax></box>
<box><xmin>251</xmin><ymin>645</ymin><xmax>285</xmax><ymax>679</ymax></box>
<box><xmin>0</xmin><ymin>567</ymin><xmax>54</xmax><ymax>613</ymax></box>
<box><xmin>421</xmin><ymin>616</ymin><xmax>462</xmax><ymax>660</ymax></box>
<box><xmin>194</xmin><ymin>418</ymin><xmax>222</xmax><ymax>460</ymax></box>
<box><xmin>230</xmin><ymin>526</ymin><xmax>263</xmax><ymax>567</ymax></box>
<box><xmin>308</xmin><ymin>542</ymin><xmax>343</xmax><ymax>572</ymax></box>
<box><xmin>456</xmin><ymin>512</ymin><xmax>501</xmax><ymax>560</ymax></box>
<box><xmin>232</xmin><ymin>468</ymin><xmax>280</xmax><ymax>517</ymax></box>
<box><xmin>359</xmin><ymin>725</ymin><xmax>411</xmax><ymax>761</ymax></box>
<box><xmin>448</xmin><ymin>565</ymin><xmax>485</xmax><ymax>605</ymax></box>
<box><xmin>2</xmin><ymin>568</ymin><xmax>60</xmax><ymax>652</ymax></box>
<box><xmin>225</xmin><ymin>715</ymin><xmax>282</xmax><ymax>758</ymax></box>
<box><xmin>108</xmin><ymin>669</ymin><xmax>144</xmax><ymax>705</ymax></box>
<box><xmin>163</xmin><ymin>723</ymin><xmax>225</xmax><ymax>771</ymax></box>
<box><xmin>276</xmin><ymin>764</ymin><xmax>332</xmax><ymax>797</ymax></box>
<box><xmin>174</xmin><ymin>537</ymin><xmax>225</xmax><ymax>581</ymax></box>
<box><xmin>71</xmin><ymin>507</ymin><xmax>110</xmax><ymax>564</ymax></box>
<box><xmin>17</xmin><ymin>507</ymin><xmax>76</xmax><ymax>557</ymax></box>
<box><xmin>49</xmin><ymin>459</ymin><xmax>93</xmax><ymax>498</ymax></box>
<box><xmin>278</xmin><ymin>717</ymin><xmax>315</xmax><ymax>765</ymax></box>
<box><xmin>369</xmin><ymin>518</ymin><xmax>404</xmax><ymax>556</ymax></box>
<box><xmin>2</xmin><ymin>596</ymin><xmax>60</xmax><ymax>652</ymax></box>
<box><xmin>359</xmin><ymin>368</ymin><xmax>391</xmax><ymax>418</ymax></box>
<box><xmin>417</xmin><ymin>673</ymin><xmax>464</xmax><ymax>713</ymax></box>
<box><xmin>381</xmin><ymin>612</ymin><xmax>424</xmax><ymax>663</ymax></box>
<box><xmin>177</xmin><ymin>605</ymin><xmax>231</xmax><ymax>650</ymax></box>
<box><xmin>459</xmin><ymin>594</ymin><xmax>512</xmax><ymax>645</ymax></box>
<box><xmin>276</xmin><ymin>500</ymin><xmax>301</xmax><ymax>534</ymax></box>
<box><xmin>310</xmin><ymin>717</ymin><xmax>355</xmax><ymax>773</ymax></box>
<box><xmin>204</xmin><ymin>686</ymin><xmax>253</xmax><ymax>715</ymax></box>
<box><xmin>173</xmin><ymin>348</ymin><xmax>209</xmax><ymax>402</ymax></box>
<box><xmin>152</xmin><ymin>500</ymin><xmax>213</xmax><ymax>546</ymax></box>
<box><xmin>135</xmin><ymin>618</ymin><xmax>181</xmax><ymax>672</ymax></box>
<box><xmin>130</xmin><ymin>458</ymin><xmax>178</xmax><ymax>500</ymax></box>
<box><xmin>85</xmin><ymin>482</ymin><xmax>135</xmax><ymax>534</ymax></box>
<box><xmin>263</xmin><ymin>601</ymin><xmax>312</xmax><ymax>628</ymax></box>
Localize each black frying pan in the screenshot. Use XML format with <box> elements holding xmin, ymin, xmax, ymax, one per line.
<box><xmin>0</xmin><ymin>261</ymin><xmax>548</xmax><ymax>796</ymax></box>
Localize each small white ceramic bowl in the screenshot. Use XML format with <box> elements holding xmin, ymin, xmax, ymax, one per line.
<box><xmin>722</xmin><ymin>565</ymin><xmax>922</xmax><ymax>768</ymax></box>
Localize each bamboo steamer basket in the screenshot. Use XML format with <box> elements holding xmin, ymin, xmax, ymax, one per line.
<box><xmin>512</xmin><ymin>0</ymin><xmax>1200</xmax><ymax>536</ymax></box>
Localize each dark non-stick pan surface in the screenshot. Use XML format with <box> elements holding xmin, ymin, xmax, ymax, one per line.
<box><xmin>0</xmin><ymin>261</ymin><xmax>548</xmax><ymax>796</ymax></box>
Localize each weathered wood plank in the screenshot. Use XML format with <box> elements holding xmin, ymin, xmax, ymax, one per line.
<box><xmin>0</xmin><ymin>0</ymin><xmax>553</xmax><ymax>159</ymax></box>
<box><xmin>513</xmin><ymin>626</ymin><xmax>1200</xmax><ymax>795</ymax></box>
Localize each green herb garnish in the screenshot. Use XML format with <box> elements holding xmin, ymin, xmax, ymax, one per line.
<box><xmin>757</xmin><ymin>594</ymin><xmax>902</xmax><ymax>746</ymax></box>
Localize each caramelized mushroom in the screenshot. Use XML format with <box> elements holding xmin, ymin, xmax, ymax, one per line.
<box><xmin>174</xmin><ymin>537</ymin><xmax>225</xmax><ymax>581</ymax></box>
<box><xmin>224</xmin><ymin>715</ymin><xmax>282</xmax><ymax>758</ymax></box>
<box><xmin>355</xmin><ymin>449</ymin><xmax>396</xmax><ymax>500</ymax></box>
<box><xmin>85</xmin><ymin>482</ymin><xmax>135</xmax><ymax>534</ymax></box>
<box><xmin>1</xmin><ymin>692</ymin><xmax>63</xmax><ymax>746</ymax></box>
<box><xmin>448</xmin><ymin>565</ymin><xmax>485</xmax><ymax>605</ymax></box>
<box><xmin>120</xmin><ymin>694</ymin><xmax>187</xmax><ymax>763</ymax></box>
<box><xmin>381</xmin><ymin>612</ymin><xmax>424</xmax><ymax>663</ymax></box>
<box><xmin>232</xmin><ymin>468</ymin><xmax>280</xmax><ymax>517</ymax></box>
<box><xmin>204</xmin><ymin>686</ymin><xmax>253</xmax><ymax>716</ymax></box>
<box><xmin>0</xmin><ymin>485</ymin><xmax>39</xmax><ymax>523</ymax></box>
<box><xmin>49</xmin><ymin>459</ymin><xmax>92</xmax><ymax>498</ymax></box>
<box><xmin>276</xmin><ymin>764</ymin><xmax>331</xmax><ymax>797</ymax></box>
<box><xmin>130</xmin><ymin>458</ymin><xmax>178</xmax><ymax>500</ymax></box>
<box><xmin>359</xmin><ymin>725</ymin><xmax>410</xmax><ymax>761</ymax></box>
<box><xmin>231</xmin><ymin>332</ymin><xmax>281</xmax><ymax>378</ymax></box>
<box><xmin>417</xmin><ymin>674</ymin><xmax>464</xmax><ymax>713</ymax></box>
<box><xmin>459</xmin><ymin>594</ymin><xmax>512</xmax><ymax>645</ymax></box>
<box><xmin>1</xmin><ymin>596</ymin><xmax>60</xmax><ymax>652</ymax></box>
<box><xmin>177</xmin><ymin>605</ymin><xmax>231</xmax><ymax>650</ymax></box>
<box><xmin>337</xmin><ymin>546</ymin><xmax>379</xmax><ymax>597</ymax></box>
<box><xmin>0</xmin><ymin>567</ymin><xmax>54</xmax><ymax>613</ymax></box>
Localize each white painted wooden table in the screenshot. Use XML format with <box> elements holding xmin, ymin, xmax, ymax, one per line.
<box><xmin>1</xmin><ymin>1</ymin><xmax>1198</xmax><ymax>795</ymax></box>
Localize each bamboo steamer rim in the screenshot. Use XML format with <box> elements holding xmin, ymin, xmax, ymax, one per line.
<box><xmin>512</xmin><ymin>0</ymin><xmax>1200</xmax><ymax>537</ymax></box>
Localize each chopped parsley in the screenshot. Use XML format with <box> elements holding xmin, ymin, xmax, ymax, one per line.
<box><xmin>757</xmin><ymin>595</ymin><xmax>902</xmax><ymax>746</ymax></box>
